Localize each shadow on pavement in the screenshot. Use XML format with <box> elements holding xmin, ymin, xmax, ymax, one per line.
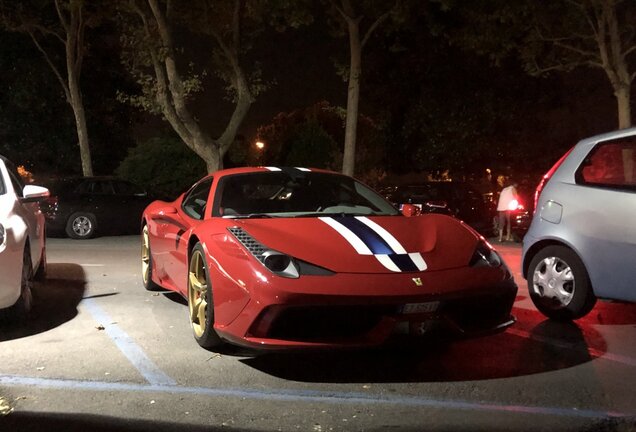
<box><xmin>241</xmin><ymin>316</ymin><xmax>599</xmax><ymax>383</ymax></box>
<box><xmin>163</xmin><ymin>291</ymin><xmax>187</xmax><ymax>306</ymax></box>
<box><xmin>0</xmin><ymin>412</ymin><xmax>246</xmax><ymax>432</ymax></box>
<box><xmin>0</xmin><ymin>263</ymin><xmax>86</xmax><ymax>342</ymax></box>
<box><xmin>580</xmin><ymin>300</ymin><xmax>636</xmax><ymax>326</ymax></box>
<box><xmin>6</xmin><ymin>411</ymin><xmax>627</xmax><ymax>432</ymax></box>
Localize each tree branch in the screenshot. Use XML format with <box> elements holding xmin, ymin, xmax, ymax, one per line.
<box><xmin>74</xmin><ymin>3</ymin><xmax>85</xmax><ymax>77</ymax></box>
<box><xmin>54</xmin><ymin>0</ymin><xmax>69</xmax><ymax>32</ymax></box>
<box><xmin>29</xmin><ymin>30</ymin><xmax>71</xmax><ymax>101</ymax></box>
<box><xmin>217</xmin><ymin>1</ymin><xmax>254</xmax><ymax>152</ymax></box>
<box><xmin>553</xmin><ymin>40</ymin><xmax>599</xmax><ymax>58</ymax></box>
<box><xmin>232</xmin><ymin>0</ymin><xmax>240</xmax><ymax>54</ymax></box>
<box><xmin>361</xmin><ymin>8</ymin><xmax>392</xmax><ymax>49</ymax></box>
<box><xmin>331</xmin><ymin>0</ymin><xmax>348</xmax><ymax>21</ymax></box>
<box><xmin>147</xmin><ymin>0</ymin><xmax>208</xmax><ymax>145</ymax></box>
<box><xmin>131</xmin><ymin>0</ymin><xmax>191</xmax><ymax>143</ymax></box>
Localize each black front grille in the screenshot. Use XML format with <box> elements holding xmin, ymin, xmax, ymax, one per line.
<box><xmin>442</xmin><ymin>290</ymin><xmax>516</xmax><ymax>332</ymax></box>
<box><xmin>265</xmin><ymin>305</ymin><xmax>393</xmax><ymax>341</ymax></box>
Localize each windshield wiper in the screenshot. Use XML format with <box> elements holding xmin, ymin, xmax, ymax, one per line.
<box><xmin>232</xmin><ymin>213</ymin><xmax>275</xmax><ymax>219</ymax></box>
<box><xmin>294</xmin><ymin>212</ymin><xmax>373</xmax><ymax>218</ymax></box>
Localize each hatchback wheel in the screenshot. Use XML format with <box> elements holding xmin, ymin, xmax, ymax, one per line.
<box><xmin>188</xmin><ymin>243</ymin><xmax>224</xmax><ymax>349</ymax></box>
<box><xmin>528</xmin><ymin>245</ymin><xmax>596</xmax><ymax>320</ymax></box>
<box><xmin>66</xmin><ymin>212</ymin><xmax>96</xmax><ymax>239</ymax></box>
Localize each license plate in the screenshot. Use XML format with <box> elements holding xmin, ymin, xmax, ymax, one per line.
<box><xmin>401</xmin><ymin>301</ymin><xmax>440</xmax><ymax>314</ymax></box>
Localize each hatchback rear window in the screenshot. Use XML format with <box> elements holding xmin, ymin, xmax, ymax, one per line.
<box><xmin>576</xmin><ymin>136</ymin><xmax>636</xmax><ymax>190</ymax></box>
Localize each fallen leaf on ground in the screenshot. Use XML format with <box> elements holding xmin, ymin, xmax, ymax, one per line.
<box><xmin>0</xmin><ymin>398</ymin><xmax>13</xmax><ymax>416</ymax></box>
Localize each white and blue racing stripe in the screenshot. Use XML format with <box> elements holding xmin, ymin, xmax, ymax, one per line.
<box><xmin>320</xmin><ymin>216</ymin><xmax>427</xmax><ymax>273</ymax></box>
<box><xmin>265</xmin><ymin>166</ymin><xmax>311</xmax><ymax>172</ymax></box>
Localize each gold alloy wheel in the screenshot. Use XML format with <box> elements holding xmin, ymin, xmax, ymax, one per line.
<box><xmin>188</xmin><ymin>249</ymin><xmax>208</xmax><ymax>338</ymax></box>
<box><xmin>141</xmin><ymin>225</ymin><xmax>150</xmax><ymax>285</ymax></box>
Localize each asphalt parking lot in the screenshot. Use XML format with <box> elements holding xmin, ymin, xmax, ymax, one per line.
<box><xmin>1</xmin><ymin>236</ymin><xmax>635</xmax><ymax>431</ymax></box>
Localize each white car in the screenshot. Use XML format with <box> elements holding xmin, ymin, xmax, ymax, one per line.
<box><xmin>0</xmin><ymin>156</ymin><xmax>49</xmax><ymax>321</ymax></box>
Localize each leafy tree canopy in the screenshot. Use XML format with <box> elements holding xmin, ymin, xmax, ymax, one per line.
<box><xmin>116</xmin><ymin>135</ymin><xmax>206</xmax><ymax>199</ymax></box>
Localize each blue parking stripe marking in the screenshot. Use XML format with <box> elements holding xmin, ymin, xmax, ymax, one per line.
<box><xmin>0</xmin><ymin>375</ymin><xmax>632</xmax><ymax>420</ymax></box>
<box><xmin>82</xmin><ymin>298</ymin><xmax>176</xmax><ymax>386</ymax></box>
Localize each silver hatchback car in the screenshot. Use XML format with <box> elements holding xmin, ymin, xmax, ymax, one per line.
<box><xmin>522</xmin><ymin>127</ymin><xmax>636</xmax><ymax>320</ymax></box>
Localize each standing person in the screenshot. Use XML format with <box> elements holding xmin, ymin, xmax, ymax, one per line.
<box><xmin>497</xmin><ymin>179</ymin><xmax>519</xmax><ymax>242</ymax></box>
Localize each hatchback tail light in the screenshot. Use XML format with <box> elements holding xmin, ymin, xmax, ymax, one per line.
<box><xmin>534</xmin><ymin>147</ymin><xmax>574</xmax><ymax>213</ymax></box>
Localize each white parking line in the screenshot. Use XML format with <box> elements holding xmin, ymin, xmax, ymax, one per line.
<box><xmin>82</xmin><ymin>298</ymin><xmax>176</xmax><ymax>386</ymax></box>
<box><xmin>0</xmin><ymin>375</ymin><xmax>632</xmax><ymax>420</ymax></box>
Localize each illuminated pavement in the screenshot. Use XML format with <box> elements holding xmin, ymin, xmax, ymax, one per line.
<box><xmin>1</xmin><ymin>236</ymin><xmax>635</xmax><ymax>431</ymax></box>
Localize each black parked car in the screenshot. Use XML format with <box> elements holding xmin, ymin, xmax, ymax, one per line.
<box><xmin>381</xmin><ymin>182</ymin><xmax>495</xmax><ymax>236</ymax></box>
<box><xmin>40</xmin><ymin>177</ymin><xmax>153</xmax><ymax>239</ymax></box>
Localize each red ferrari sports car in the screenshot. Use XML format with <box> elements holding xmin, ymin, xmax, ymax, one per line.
<box><xmin>141</xmin><ymin>167</ymin><xmax>517</xmax><ymax>350</ymax></box>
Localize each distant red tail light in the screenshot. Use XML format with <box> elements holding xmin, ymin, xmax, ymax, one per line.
<box><xmin>41</xmin><ymin>195</ymin><xmax>59</xmax><ymax>213</ymax></box>
<box><xmin>534</xmin><ymin>147</ymin><xmax>574</xmax><ymax>213</ymax></box>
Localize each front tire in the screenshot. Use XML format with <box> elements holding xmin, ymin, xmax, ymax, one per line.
<box><xmin>34</xmin><ymin>242</ymin><xmax>47</xmax><ymax>282</ymax></box>
<box><xmin>528</xmin><ymin>245</ymin><xmax>596</xmax><ymax>321</ymax></box>
<box><xmin>65</xmin><ymin>212</ymin><xmax>96</xmax><ymax>239</ymax></box>
<box><xmin>188</xmin><ymin>243</ymin><xmax>224</xmax><ymax>349</ymax></box>
<box><xmin>141</xmin><ymin>224</ymin><xmax>162</xmax><ymax>291</ymax></box>
<box><xmin>4</xmin><ymin>247</ymin><xmax>34</xmax><ymax>322</ymax></box>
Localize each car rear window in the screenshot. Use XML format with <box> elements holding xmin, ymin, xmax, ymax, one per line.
<box><xmin>44</xmin><ymin>179</ymin><xmax>84</xmax><ymax>195</ymax></box>
<box><xmin>576</xmin><ymin>136</ymin><xmax>636</xmax><ymax>190</ymax></box>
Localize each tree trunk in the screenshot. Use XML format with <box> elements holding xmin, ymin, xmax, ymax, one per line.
<box><xmin>145</xmin><ymin>0</ymin><xmax>252</xmax><ymax>175</ymax></box>
<box><xmin>68</xmin><ymin>71</ymin><xmax>93</xmax><ymax>176</ymax></box>
<box><xmin>615</xmin><ymin>84</ymin><xmax>632</xmax><ymax>129</ymax></box>
<box><xmin>66</xmin><ymin>1</ymin><xmax>93</xmax><ymax>176</ymax></box>
<box><xmin>342</xmin><ymin>20</ymin><xmax>362</xmax><ymax>177</ymax></box>
<box><xmin>192</xmin><ymin>137</ymin><xmax>221</xmax><ymax>173</ymax></box>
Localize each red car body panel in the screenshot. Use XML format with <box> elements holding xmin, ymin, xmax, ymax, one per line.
<box><xmin>142</xmin><ymin>167</ymin><xmax>517</xmax><ymax>350</ymax></box>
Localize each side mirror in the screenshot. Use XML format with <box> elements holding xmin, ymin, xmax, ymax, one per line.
<box><xmin>150</xmin><ymin>206</ymin><xmax>178</xmax><ymax>218</ymax></box>
<box><xmin>21</xmin><ymin>185</ymin><xmax>50</xmax><ymax>203</ymax></box>
<box><xmin>400</xmin><ymin>203</ymin><xmax>421</xmax><ymax>217</ymax></box>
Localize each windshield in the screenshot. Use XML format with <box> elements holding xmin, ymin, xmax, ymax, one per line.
<box><xmin>214</xmin><ymin>171</ymin><xmax>399</xmax><ymax>218</ymax></box>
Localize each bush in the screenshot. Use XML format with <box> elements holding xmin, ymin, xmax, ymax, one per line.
<box><xmin>284</xmin><ymin>120</ymin><xmax>339</xmax><ymax>169</ymax></box>
<box><xmin>116</xmin><ymin>137</ymin><xmax>206</xmax><ymax>199</ymax></box>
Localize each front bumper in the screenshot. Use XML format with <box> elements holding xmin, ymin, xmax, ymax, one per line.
<box><xmin>214</xmin><ymin>269</ymin><xmax>518</xmax><ymax>350</ymax></box>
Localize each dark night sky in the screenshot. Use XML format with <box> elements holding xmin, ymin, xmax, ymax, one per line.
<box><xmin>2</xmin><ymin>3</ymin><xmax>630</xmax><ymax>178</ymax></box>
<box><xmin>184</xmin><ymin>22</ymin><xmax>347</xmax><ymax>142</ymax></box>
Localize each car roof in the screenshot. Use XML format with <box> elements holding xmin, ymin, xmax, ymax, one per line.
<box><xmin>577</xmin><ymin>126</ymin><xmax>636</xmax><ymax>147</ymax></box>
<box><xmin>211</xmin><ymin>166</ymin><xmax>336</xmax><ymax>177</ymax></box>
<box><xmin>552</xmin><ymin>127</ymin><xmax>636</xmax><ymax>184</ymax></box>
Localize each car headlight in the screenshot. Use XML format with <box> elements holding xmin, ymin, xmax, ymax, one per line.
<box><xmin>469</xmin><ymin>240</ymin><xmax>502</xmax><ymax>267</ymax></box>
<box><xmin>228</xmin><ymin>227</ymin><xmax>334</xmax><ymax>278</ymax></box>
<box><xmin>261</xmin><ymin>250</ymin><xmax>299</xmax><ymax>278</ymax></box>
